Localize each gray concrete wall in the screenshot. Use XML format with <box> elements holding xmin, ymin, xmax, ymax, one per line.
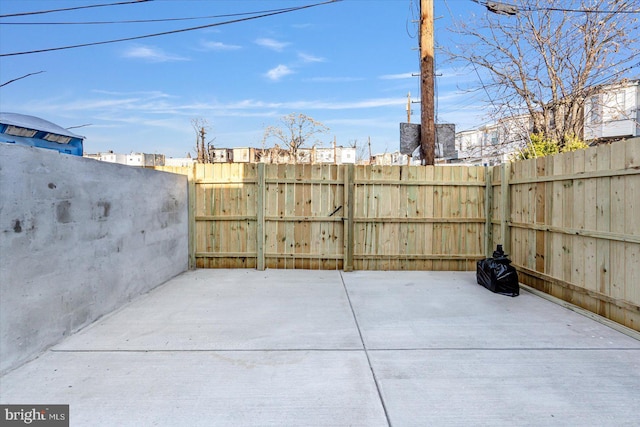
<box><xmin>0</xmin><ymin>144</ymin><xmax>188</xmax><ymax>374</ymax></box>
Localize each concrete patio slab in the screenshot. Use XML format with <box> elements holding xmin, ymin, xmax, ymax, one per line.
<box><xmin>370</xmin><ymin>348</ymin><xmax>640</xmax><ymax>426</ymax></box>
<box><xmin>55</xmin><ymin>269</ymin><xmax>363</xmax><ymax>351</ymax></box>
<box><xmin>0</xmin><ymin>350</ymin><xmax>386</xmax><ymax>426</ymax></box>
<box><xmin>2</xmin><ymin>269</ymin><xmax>639</xmax><ymax>427</ymax></box>
<box><xmin>342</xmin><ymin>271</ymin><xmax>640</xmax><ymax>350</ymax></box>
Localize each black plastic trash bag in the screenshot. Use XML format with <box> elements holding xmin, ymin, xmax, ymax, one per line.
<box><xmin>476</xmin><ymin>245</ymin><xmax>519</xmax><ymax>297</ymax></box>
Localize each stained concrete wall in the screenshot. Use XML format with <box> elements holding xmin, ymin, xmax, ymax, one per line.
<box><xmin>0</xmin><ymin>144</ymin><xmax>188</xmax><ymax>374</ymax></box>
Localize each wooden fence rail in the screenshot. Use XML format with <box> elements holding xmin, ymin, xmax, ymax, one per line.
<box><xmin>155</xmin><ymin>139</ymin><xmax>639</xmax><ymax>331</ymax></box>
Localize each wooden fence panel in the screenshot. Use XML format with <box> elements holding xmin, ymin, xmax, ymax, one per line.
<box><xmin>352</xmin><ymin>165</ymin><xmax>485</xmax><ymax>271</ymax></box>
<box><xmin>263</xmin><ymin>164</ymin><xmax>344</xmax><ymax>269</ymax></box>
<box><xmin>506</xmin><ymin>139</ymin><xmax>640</xmax><ymax>331</ymax></box>
<box><xmin>194</xmin><ymin>163</ymin><xmax>258</xmax><ymax>268</ymax></box>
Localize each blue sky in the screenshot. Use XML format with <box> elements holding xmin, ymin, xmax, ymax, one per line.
<box><xmin>0</xmin><ymin>0</ymin><xmax>487</xmax><ymax>158</ymax></box>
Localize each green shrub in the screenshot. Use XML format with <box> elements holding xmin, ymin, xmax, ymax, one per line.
<box><xmin>516</xmin><ymin>133</ymin><xmax>559</xmax><ymax>160</ymax></box>
<box><xmin>561</xmin><ymin>133</ymin><xmax>589</xmax><ymax>153</ymax></box>
<box><xmin>515</xmin><ymin>132</ymin><xmax>588</xmax><ymax>160</ymax></box>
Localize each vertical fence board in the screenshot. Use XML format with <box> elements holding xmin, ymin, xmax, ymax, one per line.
<box><xmin>500</xmin><ymin>162</ymin><xmax>511</xmax><ymax>256</ymax></box>
<box><xmin>625</xmin><ymin>142</ymin><xmax>640</xmax><ymax>329</ymax></box>
<box><xmin>264</xmin><ymin>164</ymin><xmax>276</xmax><ymax>267</ymax></box>
<box><xmin>344</xmin><ymin>164</ymin><xmax>354</xmax><ymax>271</ymax></box>
<box><xmin>582</xmin><ymin>148</ymin><xmax>599</xmax><ymax>312</ymax></box>
<box><xmin>549</xmin><ymin>154</ymin><xmax>564</xmax><ymax>299</ymax></box>
<box><xmin>571</xmin><ymin>149</ymin><xmax>586</xmax><ymax>308</ymax></box>
<box><xmin>610</xmin><ymin>143</ymin><xmax>626</xmax><ymax>324</ymax></box>
<box><xmin>490</xmin><ymin>166</ymin><xmax>501</xmax><ymax>252</ymax></box>
<box><xmin>402</xmin><ymin>166</ymin><xmax>416</xmax><ymax>270</ymax></box>
<box><xmin>423</xmin><ymin>166</ymin><xmax>436</xmax><ymax>271</ymax></box>
<box><xmin>561</xmin><ymin>152</ymin><xmax>574</xmax><ymax>303</ymax></box>
<box><xmin>448</xmin><ymin>166</ymin><xmax>461</xmax><ymax>270</ymax></box>
<box><xmin>596</xmin><ymin>145</ymin><xmax>612</xmax><ymax>317</ymax></box>
<box><xmin>256</xmin><ymin>164</ymin><xmax>265</xmax><ymax>270</ymax></box>
<box><xmin>534</xmin><ymin>157</ymin><xmax>546</xmax><ymax>291</ymax></box>
<box><xmin>485</xmin><ymin>166</ymin><xmax>494</xmax><ymax>258</ymax></box>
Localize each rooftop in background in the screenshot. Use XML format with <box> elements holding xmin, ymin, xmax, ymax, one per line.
<box><xmin>0</xmin><ymin>112</ymin><xmax>85</xmax><ymax>156</ymax></box>
<box><xmin>0</xmin><ymin>112</ymin><xmax>83</xmax><ymax>140</ymax></box>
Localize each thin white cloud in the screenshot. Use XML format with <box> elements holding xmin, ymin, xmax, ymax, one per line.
<box><xmin>122</xmin><ymin>45</ymin><xmax>189</xmax><ymax>62</ymax></box>
<box><xmin>265</xmin><ymin>65</ymin><xmax>294</xmax><ymax>81</ymax></box>
<box><xmin>324</xmin><ymin>117</ymin><xmax>399</xmax><ymax>129</ymax></box>
<box><xmin>200</xmin><ymin>40</ymin><xmax>242</xmax><ymax>51</ymax></box>
<box><xmin>304</xmin><ymin>76</ymin><xmax>365</xmax><ymax>83</ymax></box>
<box><xmin>14</xmin><ymin>91</ymin><xmax>407</xmax><ymax>137</ymax></box>
<box><xmin>255</xmin><ymin>38</ymin><xmax>289</xmax><ymax>52</ymax></box>
<box><xmin>379</xmin><ymin>72</ymin><xmax>416</xmax><ymax>80</ymax></box>
<box><xmin>50</xmin><ymin>98</ymin><xmax>144</xmax><ymax>111</ymax></box>
<box><xmin>91</xmin><ymin>89</ymin><xmax>174</xmax><ymax>99</ymax></box>
<box><xmin>220</xmin><ymin>97</ymin><xmax>404</xmax><ymax>110</ymax></box>
<box><xmin>298</xmin><ymin>52</ymin><xmax>325</xmax><ymax>63</ymax></box>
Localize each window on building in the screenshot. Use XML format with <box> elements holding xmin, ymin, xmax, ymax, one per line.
<box><xmin>604</xmin><ymin>91</ymin><xmax>626</xmax><ymax>121</ymax></box>
<box><xmin>4</xmin><ymin>125</ymin><xmax>37</xmax><ymax>137</ymax></box>
<box><xmin>43</xmin><ymin>133</ymin><xmax>71</xmax><ymax>144</ymax></box>
<box><xmin>615</xmin><ymin>91</ymin><xmax>626</xmax><ymax>114</ymax></box>
<box><xmin>590</xmin><ymin>96</ymin><xmax>601</xmax><ymax>124</ymax></box>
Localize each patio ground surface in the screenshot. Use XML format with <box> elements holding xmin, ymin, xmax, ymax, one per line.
<box><xmin>1</xmin><ymin>269</ymin><xmax>639</xmax><ymax>426</ymax></box>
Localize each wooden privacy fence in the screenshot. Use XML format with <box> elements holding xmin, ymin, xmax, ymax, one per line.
<box><xmin>489</xmin><ymin>140</ymin><xmax>640</xmax><ymax>331</ymax></box>
<box><xmin>155</xmin><ymin>163</ymin><xmax>488</xmax><ymax>271</ymax></box>
<box><xmin>154</xmin><ymin>139</ymin><xmax>639</xmax><ymax>331</ymax></box>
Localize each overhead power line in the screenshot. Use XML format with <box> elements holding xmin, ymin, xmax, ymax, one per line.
<box><xmin>0</xmin><ymin>71</ymin><xmax>45</xmax><ymax>88</ymax></box>
<box><xmin>0</xmin><ymin>0</ymin><xmax>342</xmax><ymax>57</ymax></box>
<box><xmin>0</xmin><ymin>0</ymin><xmax>152</xmax><ymax>18</ymax></box>
<box><xmin>0</xmin><ymin>6</ymin><xmax>297</xmax><ymax>25</ymax></box>
<box><xmin>471</xmin><ymin>0</ymin><xmax>640</xmax><ymax>14</ymax></box>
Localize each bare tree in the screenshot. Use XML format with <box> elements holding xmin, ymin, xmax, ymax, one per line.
<box><xmin>444</xmin><ymin>0</ymin><xmax>639</xmax><ymax>147</ymax></box>
<box><xmin>349</xmin><ymin>138</ymin><xmax>370</xmax><ymax>163</ymax></box>
<box><xmin>263</xmin><ymin>113</ymin><xmax>329</xmax><ymax>158</ymax></box>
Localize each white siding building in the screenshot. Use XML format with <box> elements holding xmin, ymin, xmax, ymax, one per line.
<box><xmin>85</xmin><ymin>151</ymin><xmax>164</xmax><ymax>166</ymax></box>
<box><xmin>371</xmin><ymin>152</ymin><xmax>413</xmax><ymax>166</ymax></box>
<box><xmin>165</xmin><ymin>157</ymin><xmax>196</xmax><ymax>167</ymax></box>
<box><xmin>210</xmin><ymin>148</ymin><xmax>231</xmax><ymax>163</ymax></box>
<box><xmin>231</xmin><ymin>147</ymin><xmax>255</xmax><ymax>163</ymax></box>
<box><xmin>336</xmin><ymin>147</ymin><xmax>357</xmax><ymax>164</ymax></box>
<box><xmin>296</xmin><ymin>148</ymin><xmax>312</xmax><ymax>164</ymax></box>
<box><xmin>584</xmin><ymin>80</ymin><xmax>640</xmax><ymax>141</ymax></box>
<box><xmin>126</xmin><ymin>153</ymin><xmax>165</xmax><ymax>167</ymax></box>
<box><xmin>314</xmin><ymin>147</ymin><xmax>335</xmax><ymax>164</ymax></box>
<box><xmin>96</xmin><ymin>152</ymin><xmax>127</xmax><ymax>164</ymax></box>
<box><xmin>454</xmin><ymin>114</ymin><xmax>532</xmax><ymax>165</ymax></box>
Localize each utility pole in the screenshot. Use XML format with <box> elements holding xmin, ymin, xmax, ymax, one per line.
<box><xmin>420</xmin><ymin>0</ymin><xmax>435</xmax><ymax>165</ymax></box>
<box><xmin>198</xmin><ymin>127</ymin><xmax>206</xmax><ymax>163</ymax></box>
<box><xmin>406</xmin><ymin>92</ymin><xmax>412</xmax><ymax>123</ymax></box>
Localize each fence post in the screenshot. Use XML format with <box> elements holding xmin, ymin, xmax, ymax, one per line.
<box><xmin>256</xmin><ymin>163</ymin><xmax>266</xmax><ymax>271</ymax></box>
<box><xmin>188</xmin><ymin>164</ymin><xmax>196</xmax><ymax>269</ymax></box>
<box><xmin>343</xmin><ymin>164</ymin><xmax>355</xmax><ymax>271</ymax></box>
<box><xmin>500</xmin><ymin>162</ymin><xmax>512</xmax><ymax>255</ymax></box>
<box><xmin>484</xmin><ymin>165</ymin><xmax>493</xmax><ymax>258</ymax></box>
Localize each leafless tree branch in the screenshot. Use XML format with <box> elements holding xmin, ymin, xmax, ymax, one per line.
<box><xmin>443</xmin><ymin>0</ymin><xmax>639</xmax><ymax>147</ymax></box>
